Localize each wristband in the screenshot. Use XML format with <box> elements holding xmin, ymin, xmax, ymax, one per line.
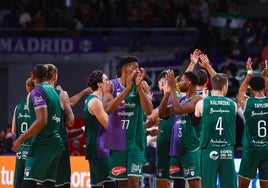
<box><xmin>247</xmin><ymin>70</ymin><xmax>253</xmax><ymax>75</ymax></box>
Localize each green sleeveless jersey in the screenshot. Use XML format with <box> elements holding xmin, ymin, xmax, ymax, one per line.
<box><xmin>15</xmin><ymin>98</ymin><xmax>34</xmax><ymax>147</ymax></box>
<box><xmin>199</xmin><ymin>96</ymin><xmax>236</xmax><ymax>148</ymax></box>
<box><xmin>157</xmin><ymin>115</ymin><xmax>174</xmax><ymax>156</ymax></box>
<box><xmin>84</xmin><ymin>94</ymin><xmax>109</xmax><ymax>159</ymax></box>
<box><xmin>243</xmin><ymin>97</ymin><xmax>268</xmax><ymax>148</ymax></box>
<box><xmin>104</xmin><ymin>79</ymin><xmax>146</xmax><ymax>151</ymax></box>
<box><xmin>55</xmin><ymin>89</ymin><xmax>68</xmax><ymax>146</ymax></box>
<box><xmin>180</xmin><ymin>97</ymin><xmax>201</xmax><ymax>152</ymax></box>
<box><xmin>29</xmin><ymin>82</ymin><xmax>63</xmax><ymax>147</ymax></box>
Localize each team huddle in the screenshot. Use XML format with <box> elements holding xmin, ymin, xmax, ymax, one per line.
<box><xmin>11</xmin><ymin>49</ymin><xmax>268</xmax><ymax>188</ymax></box>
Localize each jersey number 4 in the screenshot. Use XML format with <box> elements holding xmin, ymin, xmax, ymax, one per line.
<box><xmin>215</xmin><ymin>117</ymin><xmax>224</xmax><ymax>135</ymax></box>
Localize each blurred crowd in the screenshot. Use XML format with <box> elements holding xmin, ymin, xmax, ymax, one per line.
<box><xmin>1</xmin><ymin>0</ymin><xmax>243</xmax><ymax>29</ymax></box>
<box><xmin>0</xmin><ymin>125</ymin><xmax>15</xmax><ymax>155</ymax></box>
<box><xmin>1</xmin><ymin>0</ymin><xmax>268</xmax><ymax>54</ymax></box>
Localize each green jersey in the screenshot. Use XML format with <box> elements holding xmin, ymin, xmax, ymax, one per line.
<box><xmin>104</xmin><ymin>79</ymin><xmax>146</xmax><ymax>151</ymax></box>
<box><xmin>199</xmin><ymin>96</ymin><xmax>236</xmax><ymax>148</ymax></box>
<box><xmin>84</xmin><ymin>94</ymin><xmax>109</xmax><ymax>159</ymax></box>
<box><xmin>180</xmin><ymin>97</ymin><xmax>201</xmax><ymax>152</ymax></box>
<box><xmin>243</xmin><ymin>97</ymin><xmax>268</xmax><ymax>148</ymax></box>
<box><xmin>29</xmin><ymin>82</ymin><xmax>63</xmax><ymax>147</ymax></box>
<box><xmin>157</xmin><ymin>115</ymin><xmax>174</xmax><ymax>156</ymax></box>
<box><xmin>15</xmin><ymin>98</ymin><xmax>34</xmax><ymax>148</ymax></box>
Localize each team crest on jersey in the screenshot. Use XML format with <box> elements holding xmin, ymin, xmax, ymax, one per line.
<box><xmin>209</xmin><ymin>151</ymin><xmax>219</xmax><ymax>160</ymax></box>
<box><xmin>24</xmin><ymin>167</ymin><xmax>31</xmax><ymax>177</ymax></box>
<box><xmin>129</xmin><ymin>92</ymin><xmax>136</xmax><ymax>97</ymax></box>
<box><xmin>16</xmin><ymin>152</ymin><xmax>22</xmax><ymax>160</ymax></box>
<box><xmin>112</xmin><ymin>166</ymin><xmax>126</xmax><ymax>176</ymax></box>
<box><xmin>169</xmin><ymin>165</ymin><xmax>180</xmax><ymax>174</ymax></box>
<box><xmin>33</xmin><ymin>96</ymin><xmax>43</xmax><ymax>104</ymax></box>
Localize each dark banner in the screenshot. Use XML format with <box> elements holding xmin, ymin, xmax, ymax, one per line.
<box><xmin>0</xmin><ymin>37</ymin><xmax>105</xmax><ymax>53</ymax></box>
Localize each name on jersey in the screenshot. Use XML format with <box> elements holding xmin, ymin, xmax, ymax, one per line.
<box><xmin>251</xmin><ymin>111</ymin><xmax>268</xmax><ymax>117</ymax></box>
<box><xmin>18</xmin><ymin>113</ymin><xmax>30</xmax><ymax>119</ymax></box>
<box><xmin>52</xmin><ymin>114</ymin><xmax>61</xmax><ymax>123</ymax></box>
<box><xmin>254</xmin><ymin>103</ymin><xmax>268</xmax><ymax>108</ymax></box>
<box><xmin>210</xmin><ymin>100</ymin><xmax>230</xmax><ymax>106</ymax></box>
<box><xmin>210</xmin><ymin>108</ymin><xmax>230</xmax><ymax>114</ymax></box>
<box><xmin>117</xmin><ymin>111</ymin><xmax>134</xmax><ymax>117</ymax></box>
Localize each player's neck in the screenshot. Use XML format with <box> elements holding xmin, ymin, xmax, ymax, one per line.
<box><xmin>187</xmin><ymin>87</ymin><xmax>197</xmax><ymax>98</ymax></box>
<box><xmin>253</xmin><ymin>91</ymin><xmax>265</xmax><ymax>98</ymax></box>
<box><xmin>93</xmin><ymin>90</ymin><xmax>102</xmax><ymax>100</ymax></box>
<box><xmin>119</xmin><ymin>76</ymin><xmax>127</xmax><ymax>87</ymax></box>
<box><xmin>211</xmin><ymin>90</ymin><xmax>224</xmax><ymax>96</ymax></box>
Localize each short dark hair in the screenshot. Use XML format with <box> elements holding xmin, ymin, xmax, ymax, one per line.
<box><xmin>183</xmin><ymin>71</ymin><xmax>199</xmax><ymax>86</ymax></box>
<box><xmin>196</xmin><ymin>69</ymin><xmax>208</xmax><ymax>86</ymax></box>
<box><xmin>117</xmin><ymin>56</ymin><xmax>139</xmax><ymax>77</ymax></box>
<box><xmin>32</xmin><ymin>64</ymin><xmax>47</xmax><ymax>81</ymax></box>
<box><xmin>87</xmin><ymin>70</ymin><xmax>104</xmax><ymax>91</ymax></box>
<box><xmin>249</xmin><ymin>75</ymin><xmax>265</xmax><ymax>91</ymax></box>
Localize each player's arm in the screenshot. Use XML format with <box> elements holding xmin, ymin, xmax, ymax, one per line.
<box><xmin>69</xmin><ymin>87</ymin><xmax>92</xmax><ymax>107</ymax></box>
<box><xmin>60</xmin><ymin>91</ymin><xmax>75</xmax><ymax>127</ymax></box>
<box><xmin>89</xmin><ymin>98</ymin><xmax>108</xmax><ymax>129</ymax></box>
<box><xmin>67</xmin><ymin>128</ymin><xmax>84</xmax><ymax>139</ymax></box>
<box><xmin>12</xmin><ymin>106</ymin><xmax>47</xmax><ymax>152</ymax></box>
<box><xmin>102</xmin><ymin>81</ymin><xmax>130</xmax><ymax>114</ymax></box>
<box><xmin>237</xmin><ymin>57</ymin><xmax>252</xmax><ymax>109</ymax></box>
<box><xmin>261</xmin><ymin>60</ymin><xmax>268</xmax><ymax>90</ymax></box>
<box><xmin>103</xmin><ymin>78</ymin><xmax>132</xmax><ymax>114</ymax></box>
<box><xmin>136</xmin><ymin>68</ymin><xmax>153</xmax><ymax>115</ymax></box>
<box><xmin>192</xmin><ymin>99</ymin><xmax>203</xmax><ymax>126</ymax></box>
<box><xmin>199</xmin><ymin>54</ymin><xmax>217</xmax><ymax>77</ymax></box>
<box><xmin>145</xmin><ymin>108</ymin><xmax>161</xmax><ymax>128</ymax></box>
<box><xmin>158</xmin><ymin>83</ymin><xmax>174</xmax><ymax>118</ymax></box>
<box><xmin>185</xmin><ymin>48</ymin><xmax>202</xmax><ymax>72</ymax></box>
<box><xmin>11</xmin><ymin>106</ymin><xmax>17</xmax><ymax>136</ymax></box>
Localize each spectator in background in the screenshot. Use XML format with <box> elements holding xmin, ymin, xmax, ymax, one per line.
<box><xmin>127</xmin><ymin>5</ymin><xmax>142</xmax><ymax>52</ymax></box>
<box><xmin>84</xmin><ymin>1</ymin><xmax>96</xmax><ymax>28</ymax></box>
<box><xmin>95</xmin><ymin>1</ymin><xmax>112</xmax><ymax>27</ymax></box>
<box><xmin>140</xmin><ymin>1</ymin><xmax>154</xmax><ymax>28</ymax></box>
<box><xmin>197</xmin><ymin>0</ymin><xmax>211</xmax><ymax>49</ymax></box>
<box><xmin>240</xmin><ymin>19</ymin><xmax>257</xmax><ymax>56</ymax></box>
<box><xmin>213</xmin><ymin>0</ymin><xmax>228</xmax><ymax>13</ymax></box>
<box><xmin>175</xmin><ymin>11</ymin><xmax>187</xmax><ymax>29</ymax></box>
<box><xmin>228</xmin><ymin>0</ymin><xmax>240</xmax><ymax>14</ymax></box>
<box><xmin>148</xmin><ymin>0</ymin><xmax>163</xmax><ymax>27</ymax></box>
<box><xmin>221</xmin><ymin>64</ymin><xmax>240</xmax><ymax>100</ymax></box>
<box><xmin>162</xmin><ymin>1</ymin><xmax>176</xmax><ymax>27</ymax></box>
<box><xmin>3</xmin><ymin>125</ymin><xmax>15</xmax><ymax>154</ymax></box>
<box><xmin>0</xmin><ymin>131</ymin><xmax>5</xmax><ymax>154</ymax></box>
<box><xmin>18</xmin><ymin>7</ymin><xmax>32</xmax><ymax>28</ymax></box>
<box><xmin>220</xmin><ymin>19</ymin><xmax>233</xmax><ymax>51</ymax></box>
<box><xmin>174</xmin><ymin>0</ymin><xmax>189</xmax><ymax>25</ymax></box>
<box><xmin>188</xmin><ymin>0</ymin><xmax>200</xmax><ymax>27</ymax></box>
